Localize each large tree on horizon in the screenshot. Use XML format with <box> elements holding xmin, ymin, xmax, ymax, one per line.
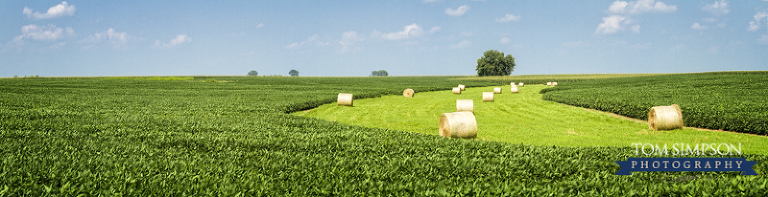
<box><xmin>476</xmin><ymin>50</ymin><xmax>515</xmax><ymax>76</ymax></box>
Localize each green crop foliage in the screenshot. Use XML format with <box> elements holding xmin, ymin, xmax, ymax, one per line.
<box><xmin>541</xmin><ymin>71</ymin><xmax>768</xmax><ymax>135</ymax></box>
<box><xmin>1</xmin><ymin>75</ymin><xmax>767</xmax><ymax>196</ymax></box>
<box><xmin>297</xmin><ymin>85</ymin><xmax>768</xmax><ymax>155</ymax></box>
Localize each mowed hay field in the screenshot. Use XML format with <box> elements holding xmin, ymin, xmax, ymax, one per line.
<box><xmin>296</xmin><ymin>85</ymin><xmax>768</xmax><ymax>155</ymax></box>
<box><xmin>1</xmin><ymin>74</ymin><xmax>768</xmax><ymax>196</ymax></box>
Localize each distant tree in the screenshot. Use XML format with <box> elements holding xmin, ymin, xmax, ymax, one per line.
<box><xmin>289</xmin><ymin>69</ymin><xmax>299</xmax><ymax>77</ymax></box>
<box><xmin>476</xmin><ymin>50</ymin><xmax>516</xmax><ymax>76</ymax></box>
<box><xmin>247</xmin><ymin>70</ymin><xmax>258</xmax><ymax>76</ymax></box>
<box><xmin>371</xmin><ymin>70</ymin><xmax>389</xmax><ymax>77</ymax></box>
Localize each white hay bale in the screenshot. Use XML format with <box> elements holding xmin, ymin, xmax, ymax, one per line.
<box><xmin>648</xmin><ymin>104</ymin><xmax>683</xmax><ymax>131</ymax></box>
<box><xmin>337</xmin><ymin>93</ymin><xmax>353</xmax><ymax>106</ymax></box>
<box><xmin>403</xmin><ymin>89</ymin><xmax>415</xmax><ymax>97</ymax></box>
<box><xmin>546</xmin><ymin>82</ymin><xmax>552</xmax><ymax>86</ymax></box>
<box><xmin>482</xmin><ymin>92</ymin><xmax>494</xmax><ymax>102</ymax></box>
<box><xmin>553</xmin><ymin>82</ymin><xmax>558</xmax><ymax>86</ymax></box>
<box><xmin>458</xmin><ymin>84</ymin><xmax>466</xmax><ymax>91</ymax></box>
<box><xmin>439</xmin><ymin>111</ymin><xmax>477</xmax><ymax>138</ymax></box>
<box><xmin>518</xmin><ymin>82</ymin><xmax>524</xmax><ymax>87</ymax></box>
<box><xmin>510</xmin><ymin>87</ymin><xmax>519</xmax><ymax>93</ymax></box>
<box><xmin>510</xmin><ymin>83</ymin><xmax>517</xmax><ymax>87</ymax></box>
<box><xmin>456</xmin><ymin>99</ymin><xmax>474</xmax><ymax>113</ymax></box>
<box><xmin>452</xmin><ymin>87</ymin><xmax>461</xmax><ymax>94</ymax></box>
<box><xmin>493</xmin><ymin>87</ymin><xmax>502</xmax><ymax>94</ymax></box>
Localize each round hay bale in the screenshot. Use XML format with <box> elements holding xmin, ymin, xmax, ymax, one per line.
<box><xmin>458</xmin><ymin>84</ymin><xmax>466</xmax><ymax>91</ymax></box>
<box><xmin>493</xmin><ymin>87</ymin><xmax>502</xmax><ymax>94</ymax></box>
<box><xmin>403</xmin><ymin>89</ymin><xmax>415</xmax><ymax>97</ymax></box>
<box><xmin>510</xmin><ymin>87</ymin><xmax>519</xmax><ymax>93</ymax></box>
<box><xmin>456</xmin><ymin>99</ymin><xmax>474</xmax><ymax>113</ymax></box>
<box><xmin>482</xmin><ymin>92</ymin><xmax>494</xmax><ymax>102</ymax></box>
<box><xmin>452</xmin><ymin>87</ymin><xmax>461</xmax><ymax>94</ymax></box>
<box><xmin>439</xmin><ymin>111</ymin><xmax>477</xmax><ymax>138</ymax></box>
<box><xmin>648</xmin><ymin>104</ymin><xmax>683</xmax><ymax>131</ymax></box>
<box><xmin>518</xmin><ymin>82</ymin><xmax>524</xmax><ymax>87</ymax></box>
<box><xmin>510</xmin><ymin>83</ymin><xmax>517</xmax><ymax>87</ymax></box>
<box><xmin>547</xmin><ymin>82</ymin><xmax>552</xmax><ymax>86</ymax></box>
<box><xmin>337</xmin><ymin>93</ymin><xmax>353</xmax><ymax>106</ymax></box>
<box><xmin>553</xmin><ymin>82</ymin><xmax>558</xmax><ymax>86</ymax></box>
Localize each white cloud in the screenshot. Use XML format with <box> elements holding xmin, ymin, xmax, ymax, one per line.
<box><xmin>598</xmin><ymin>0</ymin><xmax>675</xmax><ymax>35</ymax></box>
<box><xmin>9</xmin><ymin>24</ymin><xmax>75</xmax><ymax>46</ymax></box>
<box><xmin>256</xmin><ymin>23</ymin><xmax>265</xmax><ymax>28</ymax></box>
<box><xmin>445</xmin><ymin>5</ymin><xmax>470</xmax><ymax>17</ymax></box>
<box><xmin>496</xmin><ymin>14</ymin><xmax>521</xmax><ymax>23</ymax></box>
<box><xmin>606</xmin><ymin>0</ymin><xmax>677</xmax><ymax>14</ymax></box>
<box><xmin>429</xmin><ymin>26</ymin><xmax>441</xmax><ymax>34</ymax></box>
<box><xmin>23</xmin><ymin>1</ymin><xmax>76</xmax><ymax>20</ymax></box>
<box><xmin>380</xmin><ymin>23</ymin><xmax>424</xmax><ymax>40</ymax></box>
<box><xmin>499</xmin><ymin>37</ymin><xmax>511</xmax><ymax>44</ymax></box>
<box><xmin>423</xmin><ymin>0</ymin><xmax>440</xmax><ymax>3</ymax></box>
<box><xmin>153</xmin><ymin>34</ymin><xmax>191</xmax><ymax>48</ymax></box>
<box><xmin>595</xmin><ymin>15</ymin><xmax>627</xmax><ymax>34</ymax></box>
<box><xmin>339</xmin><ymin>31</ymin><xmax>364</xmax><ymax>52</ymax></box>
<box><xmin>703</xmin><ymin>0</ymin><xmax>729</xmax><ymax>16</ymax></box>
<box><xmin>450</xmin><ymin>40</ymin><xmax>471</xmax><ymax>49</ymax></box>
<box><xmin>284</xmin><ymin>34</ymin><xmax>330</xmax><ymax>50</ymax></box>
<box><xmin>749</xmin><ymin>11</ymin><xmax>768</xmax><ymax>31</ymax></box>
<box><xmin>85</xmin><ymin>28</ymin><xmax>131</xmax><ymax>46</ymax></box>
<box><xmin>691</xmin><ymin>22</ymin><xmax>708</xmax><ymax>30</ymax></box>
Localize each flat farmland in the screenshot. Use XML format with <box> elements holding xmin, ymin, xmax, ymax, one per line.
<box><xmin>1</xmin><ymin>74</ymin><xmax>767</xmax><ymax>196</ymax></box>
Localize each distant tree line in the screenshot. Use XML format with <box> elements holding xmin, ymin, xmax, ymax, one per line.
<box><xmin>371</xmin><ymin>70</ymin><xmax>389</xmax><ymax>77</ymax></box>
<box><xmin>247</xmin><ymin>70</ymin><xmax>258</xmax><ymax>76</ymax></box>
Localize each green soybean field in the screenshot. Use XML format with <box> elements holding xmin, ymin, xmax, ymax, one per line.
<box><xmin>1</xmin><ymin>74</ymin><xmax>767</xmax><ymax>196</ymax></box>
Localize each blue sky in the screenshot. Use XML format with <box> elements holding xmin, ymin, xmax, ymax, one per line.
<box><xmin>1</xmin><ymin>0</ymin><xmax>767</xmax><ymax>77</ymax></box>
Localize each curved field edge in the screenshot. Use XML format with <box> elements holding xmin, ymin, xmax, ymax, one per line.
<box><xmin>0</xmin><ymin>75</ymin><xmax>766</xmax><ymax>196</ymax></box>
<box><xmin>540</xmin><ymin>71</ymin><xmax>768</xmax><ymax>135</ymax></box>
<box><xmin>296</xmin><ymin>85</ymin><xmax>768</xmax><ymax>155</ymax></box>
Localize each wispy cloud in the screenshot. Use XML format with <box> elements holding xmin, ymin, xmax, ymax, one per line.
<box><xmin>499</xmin><ymin>37</ymin><xmax>511</xmax><ymax>44</ymax></box>
<box><xmin>450</xmin><ymin>40</ymin><xmax>471</xmax><ymax>49</ymax></box>
<box><xmin>153</xmin><ymin>34</ymin><xmax>191</xmax><ymax>48</ymax></box>
<box><xmin>379</xmin><ymin>24</ymin><xmax>424</xmax><ymax>40</ymax></box>
<box><xmin>495</xmin><ymin>14</ymin><xmax>521</xmax><ymax>23</ymax></box>
<box><xmin>607</xmin><ymin>0</ymin><xmax>676</xmax><ymax>15</ymax></box>
<box><xmin>749</xmin><ymin>11</ymin><xmax>768</xmax><ymax>31</ymax></box>
<box><xmin>597</xmin><ymin>0</ymin><xmax>675</xmax><ymax>35</ymax></box>
<box><xmin>703</xmin><ymin>0</ymin><xmax>729</xmax><ymax>16</ymax></box>
<box><xmin>691</xmin><ymin>22</ymin><xmax>708</xmax><ymax>30</ymax></box>
<box><xmin>256</xmin><ymin>23</ymin><xmax>265</xmax><ymax>28</ymax></box>
<box><xmin>8</xmin><ymin>24</ymin><xmax>74</xmax><ymax>46</ymax></box>
<box><xmin>23</xmin><ymin>1</ymin><xmax>76</xmax><ymax>20</ymax></box>
<box><xmin>445</xmin><ymin>5</ymin><xmax>469</xmax><ymax>17</ymax></box>
<box><xmin>285</xmin><ymin>34</ymin><xmax>330</xmax><ymax>50</ymax></box>
<box><xmin>429</xmin><ymin>26</ymin><xmax>441</xmax><ymax>34</ymax></box>
<box><xmin>82</xmin><ymin>28</ymin><xmax>132</xmax><ymax>47</ymax></box>
<box><xmin>339</xmin><ymin>31</ymin><xmax>364</xmax><ymax>52</ymax></box>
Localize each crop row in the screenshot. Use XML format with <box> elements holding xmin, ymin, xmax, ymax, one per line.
<box><xmin>1</xmin><ymin>75</ymin><xmax>766</xmax><ymax>195</ymax></box>
<box><xmin>541</xmin><ymin>71</ymin><xmax>768</xmax><ymax>135</ymax></box>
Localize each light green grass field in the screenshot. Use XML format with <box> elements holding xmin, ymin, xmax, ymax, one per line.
<box><xmin>296</xmin><ymin>85</ymin><xmax>768</xmax><ymax>155</ymax></box>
